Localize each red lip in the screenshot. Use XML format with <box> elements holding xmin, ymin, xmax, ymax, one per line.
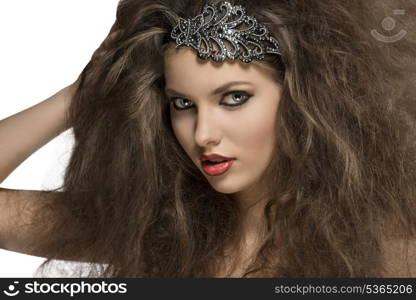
<box><xmin>201</xmin><ymin>159</ymin><xmax>235</xmax><ymax>176</ymax></box>
<box><xmin>200</xmin><ymin>153</ymin><xmax>235</xmax><ymax>162</ymax></box>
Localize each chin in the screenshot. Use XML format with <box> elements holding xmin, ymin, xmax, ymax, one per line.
<box><xmin>207</xmin><ymin>180</ymin><xmax>244</xmax><ymax>195</ymax></box>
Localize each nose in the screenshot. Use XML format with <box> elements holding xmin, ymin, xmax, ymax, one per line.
<box><xmin>194</xmin><ymin>107</ymin><xmax>221</xmax><ymax>148</ymax></box>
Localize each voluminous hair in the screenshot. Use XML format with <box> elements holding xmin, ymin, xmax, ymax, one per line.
<box><xmin>32</xmin><ymin>0</ymin><xmax>416</xmax><ymax>277</ymax></box>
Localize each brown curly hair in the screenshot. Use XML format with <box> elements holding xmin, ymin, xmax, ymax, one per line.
<box><xmin>31</xmin><ymin>0</ymin><xmax>416</xmax><ymax>277</ymax></box>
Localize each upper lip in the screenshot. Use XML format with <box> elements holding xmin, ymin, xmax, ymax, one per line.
<box><xmin>200</xmin><ymin>153</ymin><xmax>235</xmax><ymax>162</ymax></box>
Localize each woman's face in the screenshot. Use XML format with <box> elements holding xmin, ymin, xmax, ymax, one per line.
<box><xmin>163</xmin><ymin>47</ymin><xmax>282</xmax><ymax>200</ymax></box>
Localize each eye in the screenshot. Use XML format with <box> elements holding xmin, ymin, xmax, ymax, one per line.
<box><xmin>170</xmin><ymin>98</ymin><xmax>194</xmax><ymax>111</ymax></box>
<box><xmin>222</xmin><ymin>91</ymin><xmax>252</xmax><ymax>106</ymax></box>
<box><xmin>169</xmin><ymin>91</ymin><xmax>252</xmax><ymax>111</ymax></box>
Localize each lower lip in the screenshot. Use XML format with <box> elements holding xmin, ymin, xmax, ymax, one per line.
<box><xmin>201</xmin><ymin>159</ymin><xmax>235</xmax><ymax>176</ymax></box>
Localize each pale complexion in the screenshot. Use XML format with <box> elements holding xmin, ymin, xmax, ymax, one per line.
<box><xmin>163</xmin><ymin>47</ymin><xmax>282</xmax><ymax>263</ymax></box>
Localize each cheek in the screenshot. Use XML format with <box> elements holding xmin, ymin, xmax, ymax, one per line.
<box><xmin>233</xmin><ymin>104</ymin><xmax>278</xmax><ymax>159</ymax></box>
<box><xmin>246</xmin><ymin>120</ymin><xmax>275</xmax><ymax>163</ymax></box>
<box><xmin>171</xmin><ymin>114</ymin><xmax>194</xmax><ymax>155</ymax></box>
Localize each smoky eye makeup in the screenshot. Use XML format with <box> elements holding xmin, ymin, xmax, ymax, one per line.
<box><xmin>169</xmin><ymin>90</ymin><xmax>253</xmax><ymax>111</ymax></box>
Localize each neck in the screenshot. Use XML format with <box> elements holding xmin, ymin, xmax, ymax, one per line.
<box><xmin>232</xmin><ymin>185</ymin><xmax>270</xmax><ymax>250</ymax></box>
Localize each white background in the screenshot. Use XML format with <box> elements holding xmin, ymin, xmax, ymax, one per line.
<box><xmin>0</xmin><ymin>0</ymin><xmax>120</xmax><ymax>277</ymax></box>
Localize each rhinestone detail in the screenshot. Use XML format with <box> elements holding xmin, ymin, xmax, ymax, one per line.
<box><xmin>170</xmin><ymin>1</ymin><xmax>282</xmax><ymax>63</ymax></box>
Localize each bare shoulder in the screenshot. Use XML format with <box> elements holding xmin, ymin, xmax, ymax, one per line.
<box><xmin>381</xmin><ymin>235</ymin><xmax>416</xmax><ymax>277</ymax></box>
<box><xmin>0</xmin><ymin>187</ymin><xmax>61</xmax><ymax>258</ymax></box>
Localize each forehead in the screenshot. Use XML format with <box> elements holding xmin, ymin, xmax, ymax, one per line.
<box><xmin>163</xmin><ymin>47</ymin><xmax>276</xmax><ymax>89</ymax></box>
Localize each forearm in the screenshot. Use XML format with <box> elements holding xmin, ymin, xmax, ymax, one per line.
<box><xmin>0</xmin><ymin>84</ymin><xmax>75</xmax><ymax>184</ymax></box>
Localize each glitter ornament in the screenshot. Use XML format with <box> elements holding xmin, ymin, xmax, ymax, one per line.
<box><xmin>170</xmin><ymin>1</ymin><xmax>282</xmax><ymax>63</ymax></box>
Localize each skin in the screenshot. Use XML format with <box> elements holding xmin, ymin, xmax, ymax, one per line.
<box><xmin>163</xmin><ymin>47</ymin><xmax>282</xmax><ymax>253</ymax></box>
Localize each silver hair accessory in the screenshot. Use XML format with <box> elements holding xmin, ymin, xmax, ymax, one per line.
<box><xmin>170</xmin><ymin>1</ymin><xmax>281</xmax><ymax>63</ymax></box>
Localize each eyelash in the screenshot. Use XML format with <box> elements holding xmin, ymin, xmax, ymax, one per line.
<box><xmin>169</xmin><ymin>91</ymin><xmax>253</xmax><ymax>111</ymax></box>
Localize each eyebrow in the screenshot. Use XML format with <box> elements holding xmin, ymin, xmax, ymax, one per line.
<box><xmin>164</xmin><ymin>81</ymin><xmax>253</xmax><ymax>98</ymax></box>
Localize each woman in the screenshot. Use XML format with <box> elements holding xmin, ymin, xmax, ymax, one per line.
<box><xmin>0</xmin><ymin>0</ymin><xmax>415</xmax><ymax>277</ymax></box>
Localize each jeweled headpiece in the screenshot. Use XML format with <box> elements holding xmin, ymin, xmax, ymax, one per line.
<box><xmin>170</xmin><ymin>1</ymin><xmax>282</xmax><ymax>63</ymax></box>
